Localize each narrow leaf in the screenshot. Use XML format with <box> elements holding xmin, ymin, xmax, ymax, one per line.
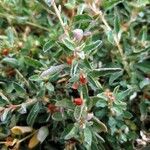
<box><xmin>27</xmin><ymin>102</ymin><xmax>41</xmax><ymax>126</ymax></box>
<box><xmin>37</xmin><ymin>126</ymin><xmax>49</xmax><ymax>143</ymax></box>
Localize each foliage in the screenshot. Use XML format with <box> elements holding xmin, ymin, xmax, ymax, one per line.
<box><xmin>0</xmin><ymin>0</ymin><xmax>150</xmax><ymax>150</ymax></box>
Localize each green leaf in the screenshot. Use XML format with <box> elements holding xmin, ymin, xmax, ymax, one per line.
<box><xmin>114</xmin><ymin>14</ymin><xmax>120</xmax><ymax>34</ymax></box>
<box><xmin>83</xmin><ymin>58</ymin><xmax>92</xmax><ymax>69</ymax></box>
<box><xmin>2</xmin><ymin>57</ymin><xmax>18</xmax><ymax>67</ymax></box>
<box><xmin>44</xmin><ymin>0</ymin><xmax>52</xmax><ymax>7</ymax></box>
<box><xmin>62</xmin><ymin>38</ymin><xmax>75</xmax><ymax>51</ymax></box>
<box><xmin>46</xmin><ymin>82</ymin><xmax>54</xmax><ymax>92</ymax></box>
<box><xmin>0</xmin><ymin>96</ymin><xmax>8</xmax><ymax>107</ymax></box>
<box><xmin>115</xmin><ymin>89</ymin><xmax>132</xmax><ymax>101</ymax></box>
<box><xmin>55</xmin><ymin>99</ymin><xmax>74</xmax><ymax>109</ymax></box>
<box><xmin>108</xmin><ymin>117</ymin><xmax>116</xmax><ymax>127</ymax></box>
<box><xmin>29</xmin><ymin>75</ymin><xmax>42</xmax><ymax>81</ymax></box>
<box><xmin>94</xmin><ymin>132</ymin><xmax>105</xmax><ymax>143</ymax></box>
<box><xmin>88</xmin><ymin>76</ymin><xmax>102</xmax><ymax>90</ymax></box>
<box><xmin>113</xmin><ymin>105</ymin><xmax>125</xmax><ymax>116</ymax></box>
<box><xmin>43</xmin><ymin>40</ymin><xmax>55</xmax><ymax>52</ymax></box>
<box><xmin>92</xmin><ymin>117</ymin><xmax>107</xmax><ymax>133</ymax></box>
<box><xmin>123</xmin><ymin>111</ymin><xmax>133</xmax><ymax>119</ymax></box>
<box><xmin>13</xmin><ymin>82</ymin><xmax>26</xmax><ymax>95</ymax></box>
<box><xmin>140</xmin><ymin>26</ymin><xmax>147</xmax><ymax>41</ymax></box>
<box><xmin>139</xmin><ymin>78</ymin><xmax>150</xmax><ymax>89</ymax></box>
<box><xmin>84</xmin><ymin>128</ymin><xmax>92</xmax><ymax>147</ymax></box>
<box><xmin>96</xmin><ymin>99</ymin><xmax>107</xmax><ymax>108</ymax></box>
<box><xmin>0</xmin><ymin>92</ymin><xmax>10</xmax><ymax>106</ymax></box>
<box><xmin>109</xmin><ymin>71</ymin><xmax>123</xmax><ymax>85</ymax></box>
<box><xmin>65</xmin><ymin>0</ymin><xmax>76</xmax><ymax>9</ymax></box>
<box><xmin>24</xmin><ymin>56</ymin><xmax>43</xmax><ymax>68</ymax></box>
<box><xmin>74</xmin><ymin>106</ymin><xmax>82</xmax><ymax>120</ymax></box>
<box><xmin>102</xmin><ymin>0</ymin><xmax>123</xmax><ymax>10</ymax></box>
<box><xmin>97</xmin><ymin>93</ymin><xmax>107</xmax><ymax>100</ymax></box>
<box><xmin>6</xmin><ymin>27</ymin><xmax>14</xmax><ymax>46</ymax></box>
<box><xmin>52</xmin><ymin>112</ymin><xmax>65</xmax><ymax>121</ymax></box>
<box><xmin>137</xmin><ymin>0</ymin><xmax>150</xmax><ymax>6</ymax></box>
<box><xmin>106</xmin><ymin>30</ymin><xmax>114</xmax><ymax>44</ymax></box>
<box><xmin>83</xmin><ymin>40</ymin><xmax>102</xmax><ymax>53</ymax></box>
<box><xmin>37</xmin><ymin>126</ymin><xmax>49</xmax><ymax>143</ymax></box>
<box><xmin>40</xmin><ymin>65</ymin><xmax>66</xmax><ymax>77</ymax></box>
<box><xmin>37</xmin><ymin>88</ymin><xmax>46</xmax><ymax>98</ymax></box>
<box><xmin>70</xmin><ymin>61</ymin><xmax>78</xmax><ymax>76</ymax></box>
<box><xmin>27</xmin><ymin>102</ymin><xmax>42</xmax><ymax>126</ymax></box>
<box><xmin>58</xmin><ymin>42</ymin><xmax>72</xmax><ymax>53</ymax></box>
<box><xmin>1</xmin><ymin>108</ymin><xmax>11</xmax><ymax>122</ymax></box>
<box><xmin>74</xmin><ymin>14</ymin><xmax>92</xmax><ymax>21</ymax></box>
<box><xmin>65</xmin><ymin>125</ymin><xmax>78</xmax><ymax>140</ymax></box>
<box><xmin>139</xmin><ymin>100</ymin><xmax>149</xmax><ymax>121</ymax></box>
<box><xmin>135</xmin><ymin>61</ymin><xmax>150</xmax><ymax>74</ymax></box>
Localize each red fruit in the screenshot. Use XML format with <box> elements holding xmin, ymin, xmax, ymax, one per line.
<box><xmin>79</xmin><ymin>73</ymin><xmax>87</xmax><ymax>85</ymax></box>
<box><xmin>72</xmin><ymin>82</ymin><xmax>79</xmax><ymax>89</ymax></box>
<box><xmin>66</xmin><ymin>55</ymin><xmax>74</xmax><ymax>65</ymax></box>
<box><xmin>5</xmin><ymin>68</ymin><xmax>16</xmax><ymax>77</ymax></box>
<box><xmin>2</xmin><ymin>49</ymin><xmax>9</xmax><ymax>56</ymax></box>
<box><xmin>47</xmin><ymin>104</ymin><xmax>59</xmax><ymax>113</ymax></box>
<box><xmin>73</xmin><ymin>98</ymin><xmax>83</xmax><ymax>106</ymax></box>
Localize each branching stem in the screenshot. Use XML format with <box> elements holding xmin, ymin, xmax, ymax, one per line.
<box><xmin>51</xmin><ymin>1</ymin><xmax>69</xmax><ymax>37</ymax></box>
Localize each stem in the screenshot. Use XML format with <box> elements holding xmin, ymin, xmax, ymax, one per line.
<box><xmin>15</xmin><ymin>69</ymin><xmax>29</xmax><ymax>86</ymax></box>
<box><xmin>99</xmin><ymin>12</ymin><xmax>130</xmax><ymax>75</ymax></box>
<box><xmin>0</xmin><ymin>91</ymin><xmax>11</xmax><ymax>104</ymax></box>
<box><xmin>89</xmin><ymin>4</ymin><xmax>130</xmax><ymax>76</ymax></box>
<box><xmin>26</xmin><ymin>21</ymin><xmax>50</xmax><ymax>32</ymax></box>
<box><xmin>7</xmin><ymin>98</ymin><xmax>37</xmax><ymax>112</ymax></box>
<box><xmin>15</xmin><ymin>98</ymin><xmax>37</xmax><ymax>108</ymax></box>
<box><xmin>94</xmin><ymin>68</ymin><xmax>122</xmax><ymax>71</ymax></box>
<box><xmin>51</xmin><ymin>1</ymin><xmax>69</xmax><ymax>37</ymax></box>
<box><xmin>18</xmin><ymin>130</ymin><xmax>37</xmax><ymax>143</ymax></box>
<box><xmin>0</xmin><ymin>13</ymin><xmax>50</xmax><ymax>32</ymax></box>
<box><xmin>99</xmin><ymin>12</ymin><xmax>111</xmax><ymax>31</ymax></box>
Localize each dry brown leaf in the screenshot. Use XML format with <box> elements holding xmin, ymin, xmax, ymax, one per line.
<box><xmin>5</xmin><ymin>138</ymin><xmax>18</xmax><ymax>147</ymax></box>
<box><xmin>11</xmin><ymin>126</ymin><xmax>33</xmax><ymax>135</ymax></box>
<box><xmin>28</xmin><ymin>132</ymin><xmax>40</xmax><ymax>149</ymax></box>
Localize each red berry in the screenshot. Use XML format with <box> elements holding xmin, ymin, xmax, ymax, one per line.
<box><xmin>73</xmin><ymin>98</ymin><xmax>83</xmax><ymax>106</ymax></box>
<box><xmin>2</xmin><ymin>49</ymin><xmax>9</xmax><ymax>56</ymax></box>
<box><xmin>47</xmin><ymin>104</ymin><xmax>59</xmax><ymax>113</ymax></box>
<box><xmin>79</xmin><ymin>73</ymin><xmax>87</xmax><ymax>85</ymax></box>
<box><xmin>66</xmin><ymin>55</ymin><xmax>74</xmax><ymax>65</ymax></box>
<box><xmin>5</xmin><ymin>68</ymin><xmax>16</xmax><ymax>77</ymax></box>
<box><xmin>72</xmin><ymin>82</ymin><xmax>79</xmax><ymax>90</ymax></box>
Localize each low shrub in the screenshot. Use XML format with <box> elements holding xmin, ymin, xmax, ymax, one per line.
<box><xmin>0</xmin><ymin>0</ymin><xmax>149</xmax><ymax>149</ymax></box>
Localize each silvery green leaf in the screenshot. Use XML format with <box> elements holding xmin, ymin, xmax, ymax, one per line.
<box><xmin>139</xmin><ymin>78</ymin><xmax>150</xmax><ymax>89</ymax></box>
<box><xmin>27</xmin><ymin>102</ymin><xmax>42</xmax><ymax>126</ymax></box>
<box><xmin>43</xmin><ymin>40</ymin><xmax>55</xmax><ymax>52</ymax></box>
<box><xmin>74</xmin><ymin>106</ymin><xmax>82</xmax><ymax>121</ymax></box>
<box><xmin>129</xmin><ymin>92</ymin><xmax>137</xmax><ymax>101</ymax></box>
<box><xmin>106</xmin><ymin>30</ymin><xmax>114</xmax><ymax>44</ymax></box>
<box><xmin>84</xmin><ymin>128</ymin><xmax>92</xmax><ymax>146</ymax></box>
<box><xmin>65</xmin><ymin>126</ymin><xmax>78</xmax><ymax>140</ymax></box>
<box><xmin>44</xmin><ymin>0</ymin><xmax>52</xmax><ymax>7</ymax></box>
<box><xmin>40</xmin><ymin>64</ymin><xmax>67</xmax><ymax>77</ymax></box>
<box><xmin>6</xmin><ymin>27</ymin><xmax>14</xmax><ymax>46</ymax></box>
<box><xmin>52</xmin><ymin>112</ymin><xmax>65</xmax><ymax>121</ymax></box>
<box><xmin>2</xmin><ymin>57</ymin><xmax>18</xmax><ymax>67</ymax></box>
<box><xmin>0</xmin><ymin>92</ymin><xmax>10</xmax><ymax>104</ymax></box>
<box><xmin>83</xmin><ymin>40</ymin><xmax>102</xmax><ymax>53</ymax></box>
<box><xmin>18</xmin><ymin>103</ymin><xmax>27</xmax><ymax>114</ymax></box>
<box><xmin>37</xmin><ymin>126</ymin><xmax>49</xmax><ymax>143</ymax></box>
<box><xmin>77</xmin><ymin>51</ymin><xmax>85</xmax><ymax>59</ymax></box>
<box><xmin>1</xmin><ymin>108</ymin><xmax>11</xmax><ymax>122</ymax></box>
<box><xmin>55</xmin><ymin>99</ymin><xmax>74</xmax><ymax>109</ymax></box>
